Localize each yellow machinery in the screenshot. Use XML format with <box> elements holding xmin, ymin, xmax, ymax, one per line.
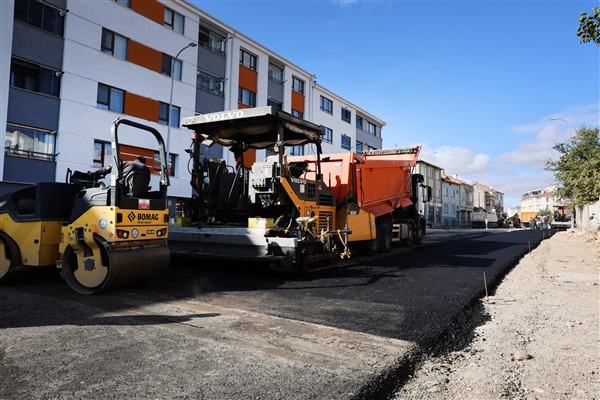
<box><xmin>0</xmin><ymin>118</ymin><xmax>170</xmax><ymax>294</ymax></box>
<box><xmin>169</xmin><ymin>107</ymin><xmax>350</xmax><ymax>272</ymax></box>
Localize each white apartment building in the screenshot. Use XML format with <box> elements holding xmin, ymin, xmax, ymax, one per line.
<box><xmin>1</xmin><ymin>0</ymin><xmax>385</xmax><ymax>211</ymax></box>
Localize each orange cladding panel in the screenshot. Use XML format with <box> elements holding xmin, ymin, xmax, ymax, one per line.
<box><xmin>124</xmin><ymin>92</ymin><xmax>159</xmax><ymax>122</ymax></box>
<box><xmin>119</xmin><ymin>145</ymin><xmax>159</xmax><ymax>175</ymax></box>
<box><xmin>239</xmin><ymin>65</ymin><xmax>257</xmax><ymax>91</ymax></box>
<box><xmin>128</xmin><ymin>40</ymin><xmax>161</xmax><ymax>73</ymax></box>
<box><xmin>131</xmin><ymin>0</ymin><xmax>164</xmax><ymax>25</ymax></box>
<box><xmin>291</xmin><ymin>91</ymin><xmax>305</xmax><ymax>113</ymax></box>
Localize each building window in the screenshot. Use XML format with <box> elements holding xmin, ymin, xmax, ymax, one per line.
<box><xmin>14</xmin><ymin>0</ymin><xmax>65</xmax><ymax>36</ymax></box>
<box><xmin>5</xmin><ymin>123</ymin><xmax>56</xmax><ymax>161</ymax></box>
<box><xmin>356</xmin><ymin>116</ymin><xmax>363</xmax><ymax>130</ymax></box>
<box><xmin>159</xmin><ymin>102</ymin><xmax>180</xmax><ymax>127</ymax></box>
<box><xmin>101</xmin><ymin>29</ymin><xmax>128</xmax><ymax>60</ymax></box>
<box><xmin>164</xmin><ymin>8</ymin><xmax>184</xmax><ymax>34</ymax></box>
<box><xmin>323</xmin><ymin>127</ymin><xmax>333</xmax><ymax>144</ymax></box>
<box><xmin>267</xmin><ymin>98</ymin><xmax>282</xmax><ymax>110</ymax></box>
<box><xmin>292</xmin><ymin>77</ymin><xmax>304</xmax><ymax>94</ymax></box>
<box><xmin>97</xmin><ymin>83</ymin><xmax>124</xmax><ymax>112</ymax></box>
<box><xmin>154</xmin><ymin>151</ymin><xmax>175</xmax><ymax>177</ymax></box>
<box><xmin>291</xmin><ymin>109</ymin><xmax>303</xmax><ymax>119</ymax></box>
<box><xmin>289</xmin><ymin>145</ymin><xmax>304</xmax><ymax>156</ymax></box>
<box><xmin>10</xmin><ymin>58</ymin><xmax>61</xmax><ymax>97</ymax></box>
<box><xmin>341</xmin><ymin>134</ymin><xmax>351</xmax><ymax>150</ymax></box>
<box><xmin>320</xmin><ymin>96</ymin><xmax>333</xmax><ymax>114</ymax></box>
<box><xmin>268</xmin><ymin>63</ymin><xmax>284</xmax><ymax>84</ymax></box>
<box><xmin>198</xmin><ymin>26</ymin><xmax>226</xmax><ymax>54</ymax></box>
<box><xmin>356</xmin><ymin>141</ymin><xmax>363</xmax><ymax>155</ymax></box>
<box><xmin>94</xmin><ymin>140</ymin><xmax>112</xmax><ymax>168</ymax></box>
<box><xmin>367</xmin><ymin>122</ymin><xmax>377</xmax><ymax>136</ymax></box>
<box><xmin>114</xmin><ymin>0</ymin><xmax>131</xmax><ymax>7</ymax></box>
<box><xmin>197</xmin><ymin>69</ymin><xmax>224</xmax><ymax>96</ymax></box>
<box><xmin>238</xmin><ymin>88</ymin><xmax>256</xmax><ymax>107</ymax></box>
<box><xmin>161</xmin><ymin>54</ymin><xmax>182</xmax><ymax>80</ymax></box>
<box><xmin>240</xmin><ymin>49</ymin><xmax>257</xmax><ymax>71</ymax></box>
<box><xmin>341</xmin><ymin>107</ymin><xmax>351</xmax><ymax>123</ymax></box>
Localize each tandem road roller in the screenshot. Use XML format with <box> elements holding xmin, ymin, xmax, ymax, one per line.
<box><xmin>0</xmin><ymin>118</ymin><xmax>170</xmax><ymax>294</ymax></box>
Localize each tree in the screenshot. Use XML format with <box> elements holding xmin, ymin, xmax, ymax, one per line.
<box><xmin>577</xmin><ymin>7</ymin><xmax>600</xmax><ymax>46</ymax></box>
<box><xmin>546</xmin><ymin>127</ymin><xmax>600</xmax><ymax>206</ymax></box>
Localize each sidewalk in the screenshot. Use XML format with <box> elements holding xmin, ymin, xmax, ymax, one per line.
<box><xmin>395</xmin><ymin>230</ymin><xmax>600</xmax><ymax>399</ymax></box>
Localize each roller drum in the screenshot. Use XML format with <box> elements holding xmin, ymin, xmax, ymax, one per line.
<box><xmin>62</xmin><ymin>240</ymin><xmax>170</xmax><ymax>295</ymax></box>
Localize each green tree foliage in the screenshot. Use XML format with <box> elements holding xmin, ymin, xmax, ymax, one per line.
<box><xmin>536</xmin><ymin>208</ymin><xmax>553</xmax><ymax>217</ymax></box>
<box><xmin>546</xmin><ymin>127</ymin><xmax>600</xmax><ymax>206</ymax></box>
<box><xmin>577</xmin><ymin>7</ymin><xmax>600</xmax><ymax>46</ymax></box>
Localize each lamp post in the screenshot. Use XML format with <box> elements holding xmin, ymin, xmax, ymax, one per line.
<box><xmin>549</xmin><ymin>117</ymin><xmax>575</xmax><ymax>228</ymax></box>
<box><xmin>166</xmin><ymin>42</ymin><xmax>197</xmax><ymax>160</ymax></box>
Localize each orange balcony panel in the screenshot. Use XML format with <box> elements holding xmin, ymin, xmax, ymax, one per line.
<box><xmin>239</xmin><ymin>65</ymin><xmax>257</xmax><ymax>91</ymax></box>
<box><xmin>131</xmin><ymin>0</ymin><xmax>164</xmax><ymax>25</ymax></box>
<box><xmin>124</xmin><ymin>92</ymin><xmax>159</xmax><ymax>122</ymax></box>
<box><xmin>291</xmin><ymin>90</ymin><xmax>305</xmax><ymax>113</ymax></box>
<box><xmin>128</xmin><ymin>40</ymin><xmax>161</xmax><ymax>73</ymax></box>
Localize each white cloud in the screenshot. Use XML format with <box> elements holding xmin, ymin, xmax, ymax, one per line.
<box><xmin>419</xmin><ymin>145</ymin><xmax>491</xmax><ymax>176</ymax></box>
<box><xmin>334</xmin><ymin>0</ymin><xmax>359</xmax><ymax>6</ymax></box>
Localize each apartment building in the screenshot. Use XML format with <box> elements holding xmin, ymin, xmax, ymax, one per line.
<box><xmin>458</xmin><ymin>179</ymin><xmax>474</xmax><ymax>227</ymax></box>
<box><xmin>416</xmin><ymin>160</ymin><xmax>443</xmax><ymax>227</ymax></box>
<box><xmin>520</xmin><ymin>186</ymin><xmax>562</xmax><ymax>216</ymax></box>
<box><xmin>1</xmin><ymin>0</ymin><xmax>385</xmax><ymax>210</ymax></box>
<box><xmin>441</xmin><ymin>175</ymin><xmax>461</xmax><ymax>228</ymax></box>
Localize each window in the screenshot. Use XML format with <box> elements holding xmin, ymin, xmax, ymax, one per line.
<box><xmin>161</xmin><ymin>54</ymin><xmax>182</xmax><ymax>80</ymax></box>
<box><xmin>94</xmin><ymin>140</ymin><xmax>112</xmax><ymax>168</ymax></box>
<box><xmin>267</xmin><ymin>98</ymin><xmax>282</xmax><ymax>110</ymax></box>
<box><xmin>356</xmin><ymin>116</ymin><xmax>363</xmax><ymax>130</ymax></box>
<box><xmin>159</xmin><ymin>102</ymin><xmax>181</xmax><ymax>127</ymax></box>
<box><xmin>101</xmin><ymin>29</ymin><xmax>128</xmax><ymax>60</ymax></box>
<box><xmin>268</xmin><ymin>63</ymin><xmax>284</xmax><ymax>84</ymax></box>
<box><xmin>14</xmin><ymin>0</ymin><xmax>64</xmax><ymax>36</ymax></box>
<box><xmin>164</xmin><ymin>8</ymin><xmax>184</xmax><ymax>34</ymax></box>
<box><xmin>197</xmin><ymin>69</ymin><xmax>224</xmax><ymax>96</ymax></box>
<box><xmin>5</xmin><ymin>123</ymin><xmax>56</xmax><ymax>161</ymax></box>
<box><xmin>320</xmin><ymin>96</ymin><xmax>333</xmax><ymax>114</ymax></box>
<box><xmin>155</xmin><ymin>151</ymin><xmax>175</xmax><ymax>176</ymax></box>
<box><xmin>341</xmin><ymin>134</ymin><xmax>351</xmax><ymax>150</ymax></box>
<box><xmin>10</xmin><ymin>58</ymin><xmax>61</xmax><ymax>97</ymax></box>
<box><xmin>198</xmin><ymin>26</ymin><xmax>225</xmax><ymax>54</ymax></box>
<box><xmin>368</xmin><ymin>122</ymin><xmax>377</xmax><ymax>136</ymax></box>
<box><xmin>292</xmin><ymin>77</ymin><xmax>304</xmax><ymax>94</ymax></box>
<box><xmin>356</xmin><ymin>141</ymin><xmax>363</xmax><ymax>155</ymax></box>
<box><xmin>238</xmin><ymin>88</ymin><xmax>256</xmax><ymax>107</ymax></box>
<box><xmin>291</xmin><ymin>109</ymin><xmax>303</xmax><ymax>119</ymax></box>
<box><xmin>289</xmin><ymin>145</ymin><xmax>304</xmax><ymax>156</ymax></box>
<box><xmin>114</xmin><ymin>0</ymin><xmax>131</xmax><ymax>7</ymax></box>
<box><xmin>240</xmin><ymin>49</ymin><xmax>257</xmax><ymax>71</ymax></box>
<box><xmin>323</xmin><ymin>127</ymin><xmax>333</xmax><ymax>144</ymax></box>
<box><xmin>341</xmin><ymin>108</ymin><xmax>351</xmax><ymax>123</ymax></box>
<box><xmin>97</xmin><ymin>83</ymin><xmax>124</xmax><ymax>112</ymax></box>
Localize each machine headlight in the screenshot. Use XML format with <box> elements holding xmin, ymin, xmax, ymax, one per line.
<box><xmin>98</xmin><ymin>218</ymin><xmax>108</xmax><ymax>229</ymax></box>
<box><xmin>131</xmin><ymin>228</ymin><xmax>139</xmax><ymax>239</ymax></box>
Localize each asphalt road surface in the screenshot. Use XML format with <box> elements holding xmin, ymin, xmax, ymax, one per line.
<box><xmin>1</xmin><ymin>228</ymin><xmax>554</xmax><ymax>399</ymax></box>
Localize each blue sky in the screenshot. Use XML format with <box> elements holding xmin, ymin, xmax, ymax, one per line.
<box><xmin>192</xmin><ymin>0</ymin><xmax>599</xmax><ymax>208</ymax></box>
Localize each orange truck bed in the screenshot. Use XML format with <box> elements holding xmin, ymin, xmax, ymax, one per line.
<box><xmin>288</xmin><ymin>147</ymin><xmax>420</xmax><ymax>217</ymax></box>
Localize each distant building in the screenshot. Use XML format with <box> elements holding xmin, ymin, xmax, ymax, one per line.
<box><xmin>416</xmin><ymin>160</ymin><xmax>443</xmax><ymax>227</ymax></box>
<box><xmin>441</xmin><ymin>175</ymin><xmax>461</xmax><ymax>228</ymax></box>
<box><xmin>520</xmin><ymin>186</ymin><xmax>563</xmax><ymax>221</ymax></box>
<box><xmin>458</xmin><ymin>178</ymin><xmax>474</xmax><ymax>227</ymax></box>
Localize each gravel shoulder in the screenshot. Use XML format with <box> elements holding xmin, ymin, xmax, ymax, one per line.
<box><xmin>394</xmin><ymin>230</ymin><xmax>600</xmax><ymax>400</ymax></box>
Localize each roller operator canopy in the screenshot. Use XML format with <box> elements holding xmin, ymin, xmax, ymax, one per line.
<box><xmin>182</xmin><ymin>106</ymin><xmax>324</xmax><ymax>149</ymax></box>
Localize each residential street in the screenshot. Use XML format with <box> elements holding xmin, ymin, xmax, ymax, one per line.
<box><xmin>1</xmin><ymin>229</ymin><xmax>598</xmax><ymax>399</ymax></box>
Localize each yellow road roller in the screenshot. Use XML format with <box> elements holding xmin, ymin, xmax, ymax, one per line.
<box><xmin>0</xmin><ymin>118</ymin><xmax>170</xmax><ymax>294</ymax></box>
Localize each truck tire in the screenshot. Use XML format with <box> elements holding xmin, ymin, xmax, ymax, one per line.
<box><xmin>378</xmin><ymin>224</ymin><xmax>392</xmax><ymax>253</ymax></box>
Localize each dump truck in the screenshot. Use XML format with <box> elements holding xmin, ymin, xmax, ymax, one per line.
<box><xmin>472</xmin><ymin>209</ymin><xmax>498</xmax><ymax>228</ymax></box>
<box><xmin>169</xmin><ymin>106</ymin><xmax>350</xmax><ymax>272</ymax></box>
<box><xmin>287</xmin><ymin>147</ymin><xmax>432</xmax><ymax>253</ymax></box>
<box><xmin>0</xmin><ymin>118</ymin><xmax>170</xmax><ymax>294</ymax></box>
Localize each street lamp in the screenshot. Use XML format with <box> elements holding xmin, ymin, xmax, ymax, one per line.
<box><xmin>166</xmin><ymin>42</ymin><xmax>197</xmax><ymax>160</ymax></box>
<box><xmin>549</xmin><ymin>117</ymin><xmax>575</xmax><ymax>228</ymax></box>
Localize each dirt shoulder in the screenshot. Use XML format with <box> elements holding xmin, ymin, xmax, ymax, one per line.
<box><xmin>394</xmin><ymin>229</ymin><xmax>600</xmax><ymax>400</ymax></box>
